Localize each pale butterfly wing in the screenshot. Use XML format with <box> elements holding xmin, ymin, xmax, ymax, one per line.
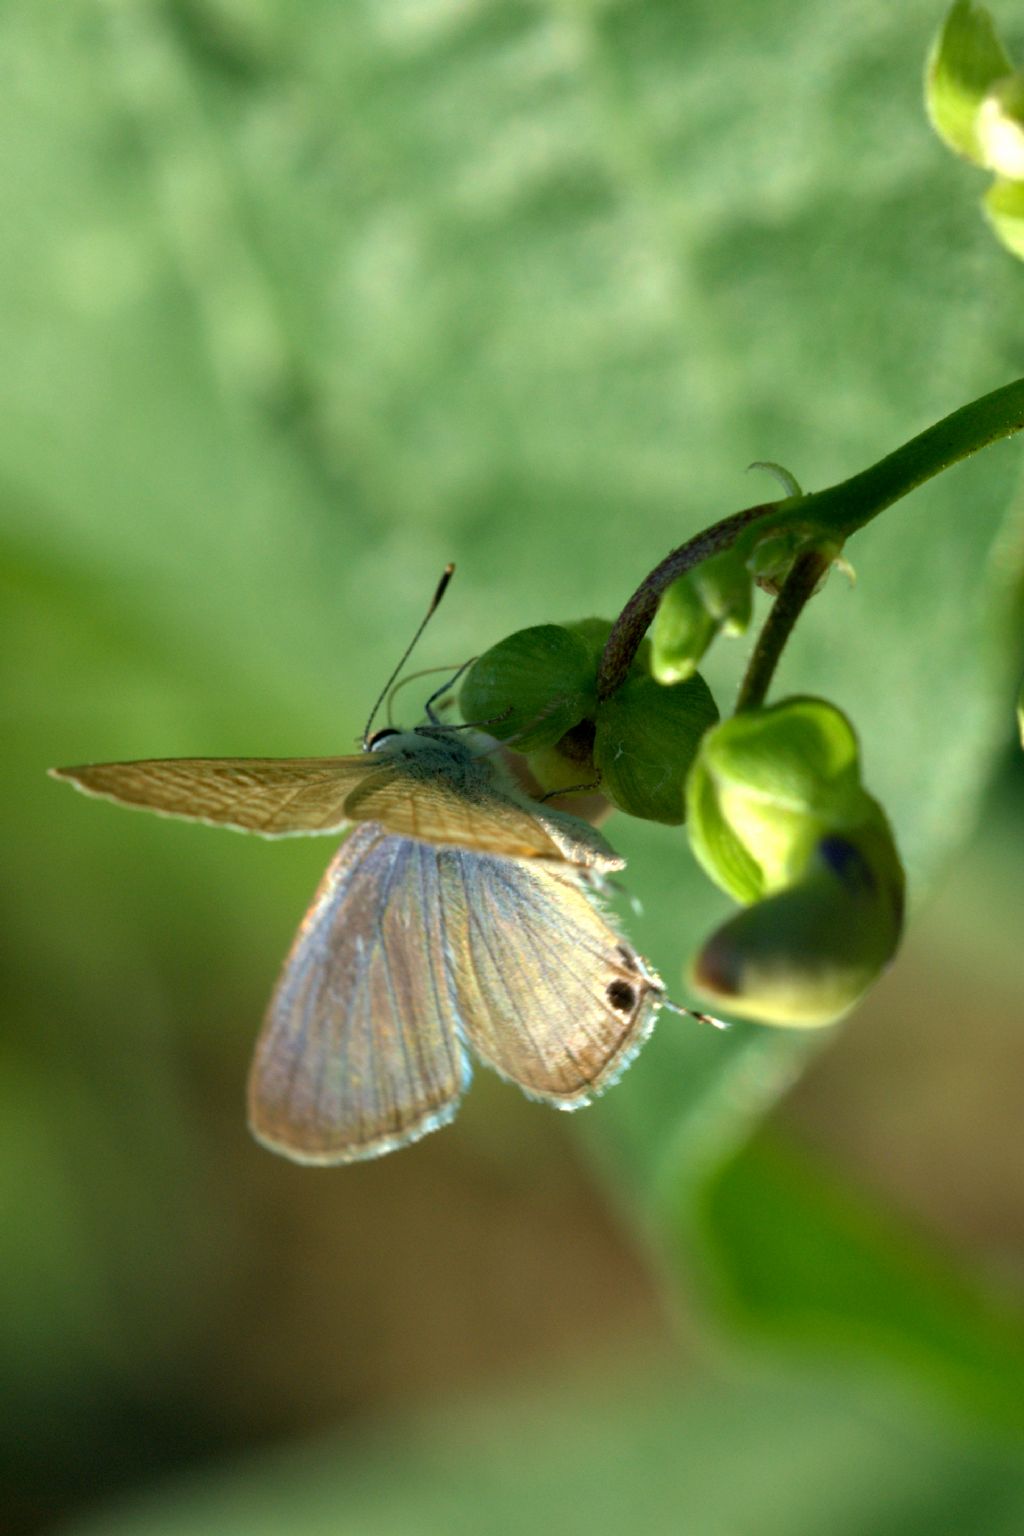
<box><xmin>343</xmin><ymin>739</ymin><xmax>624</xmax><ymax>871</ymax></box>
<box><xmin>251</xmin><ymin>828</ymin><xmax>659</xmax><ymax>1161</ymax></box>
<box><xmin>437</xmin><ymin>850</ymin><xmax>662</xmax><ymax>1105</ymax></box>
<box><xmin>49</xmin><ymin>756</ymin><xmax>389</xmax><ymax>837</ymax></box>
<box><xmin>343</xmin><ymin>770</ymin><xmax>573</xmax><ymax>861</ymax></box>
<box><xmin>51</xmin><ymin>732</ymin><xmax>623</xmax><ymax>865</ymax></box>
<box><xmin>249</xmin><ymin>824</ymin><xmax>470</xmax><ymax>1163</ymax></box>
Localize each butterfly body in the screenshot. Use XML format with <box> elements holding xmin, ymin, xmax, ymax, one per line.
<box><xmin>53</xmin><ymin>715</ymin><xmax>670</xmax><ymax>1164</ymax></box>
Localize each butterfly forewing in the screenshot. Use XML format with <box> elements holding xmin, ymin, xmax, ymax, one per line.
<box><xmin>437</xmin><ymin>850</ymin><xmax>663</xmax><ymax>1105</ymax></box>
<box><xmin>249</xmin><ymin>825</ymin><xmax>469</xmax><ymax>1163</ymax></box>
<box><xmin>50</xmin><ymin>756</ymin><xmax>387</xmax><ymax>837</ymax></box>
<box><xmin>343</xmin><ymin>741</ymin><xmax>624</xmax><ymax>871</ymax></box>
<box><xmin>342</xmin><ymin>771</ymin><xmax>570</xmax><ymax>861</ymax></box>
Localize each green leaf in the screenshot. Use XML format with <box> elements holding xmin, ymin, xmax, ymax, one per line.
<box><xmin>926</xmin><ymin>0</ymin><xmax>1015</xmax><ymax>164</ymax></box>
<box><xmin>594</xmin><ymin>668</ymin><xmax>719</xmax><ymax>824</ymax></box>
<box><xmin>691</xmin><ymin>1131</ymin><xmax>1024</xmax><ymax>1434</ymax></box>
<box><xmin>60</xmin><ymin>1350</ymin><xmax>1024</xmax><ymax>1536</ymax></box>
<box><xmin>459</xmin><ymin>624</ymin><xmax>595</xmax><ymax>751</ymax></box>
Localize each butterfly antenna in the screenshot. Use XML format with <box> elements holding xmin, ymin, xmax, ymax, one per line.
<box><xmin>363</xmin><ymin>564</ymin><xmax>455</xmax><ymax>744</ymax></box>
<box><xmin>661</xmin><ymin>997</ymin><xmax>731</xmax><ymax>1030</ymax></box>
<box><xmin>386</xmin><ymin>663</ymin><xmax>467</xmax><ymax>726</ymax></box>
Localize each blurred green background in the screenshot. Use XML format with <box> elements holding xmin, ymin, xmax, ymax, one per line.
<box><xmin>3</xmin><ymin>2</ymin><xmax>1024</xmax><ymax>1532</ymax></box>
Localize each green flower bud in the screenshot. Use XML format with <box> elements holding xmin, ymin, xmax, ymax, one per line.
<box><xmin>651</xmin><ymin>553</ymin><xmax>753</xmax><ymax>683</ymax></box>
<box><xmin>690</xmin><ymin>824</ymin><xmax>905</xmax><ymax>1026</ymax></box>
<box><xmin>984</xmin><ymin>176</ymin><xmax>1024</xmax><ymax>260</ymax></box>
<box><xmin>748</xmin><ymin>528</ymin><xmax>809</xmax><ymax>596</ymax></box>
<box><xmin>460</xmin><ymin>624</ymin><xmax>595</xmax><ymax>752</ymax></box>
<box><xmin>524</xmin><ymin>735</ymin><xmax>599</xmax><ymax>795</ymax></box>
<box><xmin>695</xmin><ymin>550</ymin><xmax>753</xmax><ymax>637</ymax></box>
<box><xmin>977</xmin><ymin>73</ymin><xmax>1024</xmax><ymax>177</ymax></box>
<box><xmin>686</xmin><ymin>698</ymin><xmax>868</xmax><ymax>902</ymax></box>
<box><xmin>926</xmin><ymin>0</ymin><xmax>1014</xmax><ymax>166</ymax></box>
<box><xmin>651</xmin><ymin>575</ymin><xmax>717</xmax><ymax>683</ymax></box>
<box><xmin>684</xmin><ymin>697</ymin><xmax>905</xmax><ymax>1026</ymax></box>
<box><xmin>748</xmin><ymin>526</ymin><xmax>844</xmax><ymax>597</ymax></box>
<box><xmin>595</xmin><ymin>669</ymin><xmax>719</xmax><ymax>824</ymax></box>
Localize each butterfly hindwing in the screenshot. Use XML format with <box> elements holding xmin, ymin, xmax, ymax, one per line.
<box><xmin>248</xmin><ymin>825</ymin><xmax>470</xmax><ymax>1163</ymax></box>
<box><xmin>249</xmin><ymin>827</ymin><xmax>658</xmax><ymax>1161</ymax></box>
<box><xmin>436</xmin><ymin>847</ymin><xmax>663</xmax><ymax>1106</ymax></box>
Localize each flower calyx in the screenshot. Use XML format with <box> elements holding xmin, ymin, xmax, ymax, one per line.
<box><xmin>460</xmin><ymin>619</ymin><xmax>719</xmax><ymax>825</ymax></box>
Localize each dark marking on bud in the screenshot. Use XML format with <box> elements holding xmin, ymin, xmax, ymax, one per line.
<box><xmin>818</xmin><ymin>834</ymin><xmax>876</xmax><ymax>894</ymax></box>
<box><xmin>693</xmin><ymin>934</ymin><xmax>742</xmax><ymax>997</ymax></box>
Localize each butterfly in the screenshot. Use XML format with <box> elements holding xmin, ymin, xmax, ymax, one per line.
<box><xmin>51</xmin><ymin>568</ymin><xmax>713</xmax><ymax>1164</ymax></box>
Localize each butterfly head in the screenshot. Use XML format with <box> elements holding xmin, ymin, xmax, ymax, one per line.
<box><xmin>365</xmin><ymin>726</ymin><xmax>403</xmax><ymax>752</ymax></box>
<box><xmin>364</xmin><ymin>720</ymin><xmax>476</xmax><ymax>765</ymax></box>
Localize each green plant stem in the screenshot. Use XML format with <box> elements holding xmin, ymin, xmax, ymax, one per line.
<box><xmin>795</xmin><ymin>375</ymin><xmax>1024</xmax><ymax>538</ymax></box>
<box><xmin>734</xmin><ymin>549</ymin><xmax>833</xmax><ymax>713</ymax></box>
<box><xmin>597</xmin><ymin>376</ymin><xmax>1024</xmax><ymax>698</ymax></box>
<box><xmin>596</xmin><ymin>503</ymin><xmax>774</xmax><ymax>700</ymax></box>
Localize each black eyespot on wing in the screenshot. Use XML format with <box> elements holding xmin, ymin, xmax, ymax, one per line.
<box><xmin>607</xmin><ymin>978</ymin><xmax>637</xmax><ymax>1013</ymax></box>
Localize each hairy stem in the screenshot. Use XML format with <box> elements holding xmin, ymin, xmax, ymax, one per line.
<box><xmin>735</xmin><ymin>549</ymin><xmax>833</xmax><ymax>713</ymax></box>
<box><xmin>596</xmin><ymin>502</ymin><xmax>773</xmax><ymax>699</ymax></box>
<box><xmin>597</xmin><ymin>376</ymin><xmax>1024</xmax><ymax>701</ymax></box>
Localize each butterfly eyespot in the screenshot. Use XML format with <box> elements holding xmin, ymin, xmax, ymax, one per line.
<box><xmin>606</xmin><ymin>978</ymin><xmax>637</xmax><ymax>1013</ymax></box>
<box><xmin>367</xmin><ymin>728</ymin><xmax>401</xmax><ymax>751</ymax></box>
